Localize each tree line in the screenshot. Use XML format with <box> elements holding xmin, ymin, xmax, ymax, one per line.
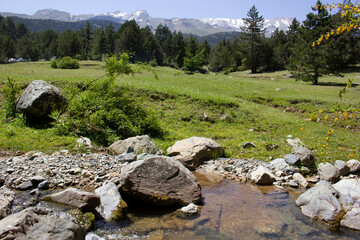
<box><xmin>1</xmin><ymin>1</ymin><xmax>359</xmax><ymax>83</ymax></box>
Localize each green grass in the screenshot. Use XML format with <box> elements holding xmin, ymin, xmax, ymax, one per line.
<box><xmin>0</xmin><ymin>61</ymin><xmax>359</xmax><ymax>164</ymax></box>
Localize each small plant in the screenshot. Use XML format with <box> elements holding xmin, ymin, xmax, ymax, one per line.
<box><xmin>2</xmin><ymin>76</ymin><xmax>20</xmax><ymax>118</ymax></box>
<box><xmin>51</xmin><ymin>57</ymin><xmax>79</xmax><ymax>69</ymax></box>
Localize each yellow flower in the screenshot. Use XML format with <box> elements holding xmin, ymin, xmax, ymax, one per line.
<box><xmin>312</xmin><ymin>42</ymin><xmax>316</xmax><ymax>47</ymax></box>
<box><xmin>323</xmin><ymin>145</ymin><xmax>326</xmax><ymax>148</ymax></box>
<box><xmin>308</xmin><ymin>118</ymin><xmax>312</xmax><ymax>122</ymax></box>
<box><xmin>335</xmin><ymin>117</ymin><xmax>339</xmax><ymax>122</ymax></box>
<box><xmin>325</xmin><ymin>137</ymin><xmax>329</xmax><ymax>142</ymax></box>
<box><xmin>324</xmin><ymin>115</ymin><xmax>328</xmax><ymax>120</ymax></box>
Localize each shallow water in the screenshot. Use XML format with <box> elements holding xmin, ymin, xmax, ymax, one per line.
<box><xmin>91</xmin><ymin>173</ymin><xmax>360</xmax><ymax>240</ymax></box>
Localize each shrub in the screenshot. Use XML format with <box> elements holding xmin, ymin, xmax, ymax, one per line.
<box><xmin>51</xmin><ymin>57</ymin><xmax>79</xmax><ymax>69</ymax></box>
<box><xmin>2</xmin><ymin>76</ymin><xmax>20</xmax><ymax>118</ymax></box>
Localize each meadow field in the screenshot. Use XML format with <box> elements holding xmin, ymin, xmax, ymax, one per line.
<box><xmin>0</xmin><ymin>61</ymin><xmax>359</xmax><ymax>164</ymax></box>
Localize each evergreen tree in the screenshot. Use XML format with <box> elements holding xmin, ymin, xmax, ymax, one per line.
<box><xmin>105</xmin><ymin>24</ymin><xmax>116</xmax><ymax>54</ymax></box>
<box><xmin>287</xmin><ymin>1</ymin><xmax>339</xmax><ymax>85</ymax></box>
<box><xmin>115</xmin><ymin>20</ymin><xmax>143</xmax><ymax>58</ymax></box>
<box><xmin>173</xmin><ymin>31</ymin><xmax>186</xmax><ymax>68</ymax></box>
<box><xmin>57</xmin><ymin>29</ymin><xmax>81</xmax><ymax>57</ymax></box>
<box><xmin>80</xmin><ymin>22</ymin><xmax>92</xmax><ymax>60</ymax></box>
<box><xmin>92</xmin><ymin>27</ymin><xmax>108</xmax><ymax>61</ymax></box>
<box><xmin>241</xmin><ymin>5</ymin><xmax>265</xmax><ymax>73</ymax></box>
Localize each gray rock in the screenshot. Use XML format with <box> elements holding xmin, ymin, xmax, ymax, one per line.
<box><xmin>250</xmin><ymin>166</ymin><xmax>276</xmax><ymax>186</ymax></box>
<box><xmin>334</xmin><ymin>160</ymin><xmax>350</xmax><ymax>176</ymax></box>
<box><xmin>17</xmin><ymin>181</ymin><xmax>34</xmax><ymax>191</ymax></box>
<box><xmin>109</xmin><ymin>135</ymin><xmax>159</xmax><ymax>155</ymax></box>
<box><xmin>137</xmin><ymin>153</ymin><xmax>160</xmax><ymax>161</ymax></box>
<box><xmin>38</xmin><ymin>180</ymin><xmax>49</xmax><ymax>190</ymax></box>
<box><xmin>340</xmin><ymin>200</ymin><xmax>360</xmax><ymax>231</ymax></box>
<box><xmin>116</xmin><ymin>152</ymin><xmax>137</xmax><ymax>162</ymax></box>
<box><xmin>291</xmin><ymin>144</ymin><xmax>315</xmax><ymax>168</ymax></box>
<box><xmin>30</xmin><ymin>175</ymin><xmax>46</xmax><ymax>187</ymax></box>
<box><xmin>287</xmin><ymin>138</ymin><xmax>304</xmax><ymax>147</ymax></box>
<box><xmin>120</xmin><ymin>156</ymin><xmax>202</xmax><ymax>206</ymax></box>
<box><xmin>76</xmin><ymin>137</ymin><xmax>92</xmax><ymax>148</ymax></box>
<box><xmin>293</xmin><ymin>173</ymin><xmax>309</xmax><ymax>188</ymax></box>
<box><xmin>346</xmin><ymin>159</ymin><xmax>360</xmax><ymax>173</ymax></box>
<box><xmin>86</xmin><ymin>233</ymin><xmax>106</xmax><ymax>240</ymax></box>
<box><xmin>284</xmin><ymin>154</ymin><xmax>300</xmax><ymax>166</ymax></box>
<box><xmin>295</xmin><ymin>181</ymin><xmax>342</xmax><ymax>223</ymax></box>
<box><xmin>181</xmin><ymin>203</ymin><xmax>198</xmax><ymax>215</ymax></box>
<box><xmin>167</xmin><ymin>137</ymin><xmax>224</xmax><ymax>170</ymax></box>
<box><xmin>43</xmin><ymin>188</ymin><xmax>100</xmax><ymax>212</ymax></box>
<box><xmin>269</xmin><ymin>158</ymin><xmax>290</xmax><ymax>171</ymax></box>
<box><xmin>333</xmin><ymin>178</ymin><xmax>360</xmax><ymax>200</ymax></box>
<box><xmin>0</xmin><ymin>207</ymin><xmax>85</xmax><ymax>240</ymax></box>
<box><xmin>318</xmin><ymin>162</ymin><xmax>340</xmax><ymax>183</ymax></box>
<box><xmin>95</xmin><ymin>182</ymin><xmax>127</xmax><ymax>221</ymax></box>
<box><xmin>287</xmin><ymin>179</ymin><xmax>299</xmax><ymax>188</ymax></box>
<box><xmin>0</xmin><ymin>188</ymin><xmax>14</xmax><ymax>220</ymax></box>
<box><xmin>242</xmin><ymin>142</ymin><xmax>256</xmax><ymax>149</ymax></box>
<box><xmin>16</xmin><ymin>80</ymin><xmax>67</xmax><ymax>120</ymax></box>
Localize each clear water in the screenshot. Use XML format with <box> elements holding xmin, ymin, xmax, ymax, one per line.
<box><xmin>91</xmin><ymin>173</ymin><xmax>360</xmax><ymax>240</ymax></box>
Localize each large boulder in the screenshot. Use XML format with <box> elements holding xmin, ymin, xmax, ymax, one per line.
<box><xmin>333</xmin><ymin>178</ymin><xmax>360</xmax><ymax>200</ymax></box>
<box><xmin>167</xmin><ymin>137</ymin><xmax>224</xmax><ymax>170</ymax></box>
<box><xmin>250</xmin><ymin>166</ymin><xmax>276</xmax><ymax>186</ymax></box>
<box><xmin>43</xmin><ymin>188</ymin><xmax>100</xmax><ymax>212</ymax></box>
<box><xmin>95</xmin><ymin>182</ymin><xmax>127</xmax><ymax>221</ymax></box>
<box><xmin>109</xmin><ymin>135</ymin><xmax>159</xmax><ymax>155</ymax></box>
<box><xmin>268</xmin><ymin>158</ymin><xmax>290</xmax><ymax>171</ymax></box>
<box><xmin>16</xmin><ymin>80</ymin><xmax>67</xmax><ymax>121</ymax></box>
<box><xmin>0</xmin><ymin>188</ymin><xmax>14</xmax><ymax>220</ymax></box>
<box><xmin>291</xmin><ymin>144</ymin><xmax>315</xmax><ymax>168</ymax></box>
<box><xmin>340</xmin><ymin>200</ymin><xmax>360</xmax><ymax>231</ymax></box>
<box><xmin>318</xmin><ymin>162</ymin><xmax>340</xmax><ymax>183</ymax></box>
<box><xmin>295</xmin><ymin>181</ymin><xmax>342</xmax><ymax>223</ymax></box>
<box><xmin>0</xmin><ymin>207</ymin><xmax>85</xmax><ymax>240</ymax></box>
<box><xmin>120</xmin><ymin>156</ymin><xmax>202</xmax><ymax>207</ymax></box>
<box><xmin>334</xmin><ymin>160</ymin><xmax>350</xmax><ymax>176</ymax></box>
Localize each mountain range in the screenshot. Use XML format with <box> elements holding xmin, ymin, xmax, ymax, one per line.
<box><xmin>0</xmin><ymin>9</ymin><xmax>294</xmax><ymax>37</ymax></box>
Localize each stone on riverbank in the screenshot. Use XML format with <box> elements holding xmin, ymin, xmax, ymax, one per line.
<box><xmin>295</xmin><ymin>181</ymin><xmax>342</xmax><ymax>223</ymax></box>
<box><xmin>250</xmin><ymin>166</ymin><xmax>276</xmax><ymax>186</ymax></box>
<box><xmin>334</xmin><ymin>160</ymin><xmax>350</xmax><ymax>176</ymax></box>
<box><xmin>167</xmin><ymin>137</ymin><xmax>224</xmax><ymax>170</ymax></box>
<box><xmin>120</xmin><ymin>156</ymin><xmax>202</xmax><ymax>207</ymax></box>
<box><xmin>0</xmin><ymin>188</ymin><xmax>14</xmax><ymax>220</ymax></box>
<box><xmin>109</xmin><ymin>135</ymin><xmax>159</xmax><ymax>155</ymax></box>
<box><xmin>43</xmin><ymin>188</ymin><xmax>100</xmax><ymax>212</ymax></box>
<box><xmin>346</xmin><ymin>159</ymin><xmax>360</xmax><ymax>174</ymax></box>
<box><xmin>95</xmin><ymin>182</ymin><xmax>127</xmax><ymax>221</ymax></box>
<box><xmin>318</xmin><ymin>162</ymin><xmax>340</xmax><ymax>183</ymax></box>
<box><xmin>291</xmin><ymin>144</ymin><xmax>315</xmax><ymax>168</ymax></box>
<box><xmin>0</xmin><ymin>207</ymin><xmax>85</xmax><ymax>240</ymax></box>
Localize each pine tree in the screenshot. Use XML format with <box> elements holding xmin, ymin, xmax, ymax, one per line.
<box><xmin>241</xmin><ymin>5</ymin><xmax>265</xmax><ymax>73</ymax></box>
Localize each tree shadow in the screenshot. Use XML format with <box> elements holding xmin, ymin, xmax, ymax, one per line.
<box><xmin>318</xmin><ymin>82</ymin><xmax>359</xmax><ymax>87</ymax></box>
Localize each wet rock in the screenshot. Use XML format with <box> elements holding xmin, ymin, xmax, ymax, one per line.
<box><xmin>17</xmin><ymin>181</ymin><xmax>34</xmax><ymax>191</ymax></box>
<box><xmin>291</xmin><ymin>144</ymin><xmax>315</xmax><ymax>168</ymax></box>
<box><xmin>86</xmin><ymin>233</ymin><xmax>106</xmax><ymax>240</ymax></box>
<box><xmin>16</xmin><ymin>80</ymin><xmax>67</xmax><ymax>121</ymax></box>
<box><xmin>95</xmin><ymin>182</ymin><xmax>127</xmax><ymax>221</ymax></box>
<box><xmin>0</xmin><ymin>207</ymin><xmax>85</xmax><ymax>239</ymax></box>
<box><xmin>242</xmin><ymin>142</ymin><xmax>256</xmax><ymax>149</ymax></box>
<box><xmin>167</xmin><ymin>137</ymin><xmax>224</xmax><ymax>170</ymax></box>
<box><xmin>269</xmin><ymin>158</ymin><xmax>290</xmax><ymax>171</ymax></box>
<box><xmin>181</xmin><ymin>203</ymin><xmax>198</xmax><ymax>215</ymax></box>
<box><xmin>30</xmin><ymin>175</ymin><xmax>46</xmax><ymax>187</ymax></box>
<box><xmin>109</xmin><ymin>135</ymin><xmax>159</xmax><ymax>155</ymax></box>
<box><xmin>0</xmin><ymin>188</ymin><xmax>14</xmax><ymax>220</ymax></box>
<box><xmin>250</xmin><ymin>166</ymin><xmax>276</xmax><ymax>186</ymax></box>
<box><xmin>295</xmin><ymin>181</ymin><xmax>342</xmax><ymax>223</ymax></box>
<box><xmin>120</xmin><ymin>156</ymin><xmax>202</xmax><ymax>206</ymax></box>
<box><xmin>293</xmin><ymin>173</ymin><xmax>309</xmax><ymax>188</ymax></box>
<box><xmin>334</xmin><ymin>160</ymin><xmax>350</xmax><ymax>176</ymax></box>
<box><xmin>287</xmin><ymin>180</ymin><xmax>299</xmax><ymax>188</ymax></box>
<box><xmin>346</xmin><ymin>159</ymin><xmax>360</xmax><ymax>174</ymax></box>
<box><xmin>318</xmin><ymin>162</ymin><xmax>340</xmax><ymax>183</ymax></box>
<box><xmin>43</xmin><ymin>188</ymin><xmax>100</xmax><ymax>212</ymax></box>
<box><xmin>38</xmin><ymin>180</ymin><xmax>49</xmax><ymax>190</ymax></box>
<box><xmin>340</xmin><ymin>200</ymin><xmax>360</xmax><ymax>231</ymax></box>
<box><xmin>284</xmin><ymin>154</ymin><xmax>300</xmax><ymax>166</ymax></box>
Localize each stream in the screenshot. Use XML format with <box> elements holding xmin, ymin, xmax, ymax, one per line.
<box><xmin>88</xmin><ymin>172</ymin><xmax>359</xmax><ymax>240</ymax></box>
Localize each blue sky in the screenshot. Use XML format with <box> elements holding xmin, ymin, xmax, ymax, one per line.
<box><xmin>1</xmin><ymin>0</ymin><xmax>336</xmax><ymax>20</ymax></box>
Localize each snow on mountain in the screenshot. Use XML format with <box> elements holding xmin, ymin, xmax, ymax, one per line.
<box><xmin>0</xmin><ymin>9</ymin><xmax>294</xmax><ymax>37</ymax></box>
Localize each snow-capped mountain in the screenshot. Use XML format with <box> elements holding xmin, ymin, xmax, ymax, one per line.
<box><xmin>0</xmin><ymin>9</ymin><xmax>293</xmax><ymax>36</ymax></box>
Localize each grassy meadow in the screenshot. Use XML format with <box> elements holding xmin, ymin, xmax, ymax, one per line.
<box><xmin>0</xmin><ymin>61</ymin><xmax>359</xmax><ymax>164</ymax></box>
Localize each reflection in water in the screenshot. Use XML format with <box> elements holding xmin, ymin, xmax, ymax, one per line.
<box><xmin>92</xmin><ymin>173</ymin><xmax>359</xmax><ymax>240</ymax></box>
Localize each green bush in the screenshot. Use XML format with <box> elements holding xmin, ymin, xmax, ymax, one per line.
<box><xmin>51</xmin><ymin>57</ymin><xmax>79</xmax><ymax>69</ymax></box>
<box><xmin>2</xmin><ymin>76</ymin><xmax>20</xmax><ymax>118</ymax></box>
<box><xmin>52</xmin><ymin>54</ymin><xmax>162</xmax><ymax>146</ymax></box>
